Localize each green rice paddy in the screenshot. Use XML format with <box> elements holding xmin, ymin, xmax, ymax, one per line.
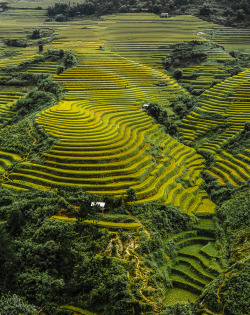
<box><xmin>1</xmin><ymin>13</ymin><xmax>229</xmax><ymax>214</ymax></box>
<box><xmin>164</xmin><ymin>218</ymin><xmax>223</xmax><ymax>305</ymax></box>
<box><xmin>0</xmin><ymin>11</ymin><xmax>249</xmax><ymax>308</ymax></box>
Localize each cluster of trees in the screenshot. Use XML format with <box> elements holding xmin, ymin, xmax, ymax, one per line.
<box><xmin>195</xmin><ymin>0</ymin><xmax>250</xmax><ymax>27</ymax></box>
<box><xmin>3</xmin><ymin>38</ymin><xmax>28</xmax><ymax>48</ymax></box>
<box><xmin>0</xmin><ymin>49</ymin><xmax>78</xmax><ymax>79</ymax></box>
<box><xmin>144</xmin><ymin>94</ymin><xmax>199</xmax><ymax>140</ymax></box>
<box><xmin>144</xmin><ymin>103</ymin><xmax>180</xmax><ymax>136</ymax></box>
<box><xmin>0</xmin><ymin>79</ymin><xmax>63</xmax><ymax>160</ymax></box>
<box><xmin>0</xmin><ymin>2</ymin><xmax>7</xmax><ymax>11</ymax></box>
<box><xmin>170</xmin><ymin>93</ymin><xmax>199</xmax><ymax>119</ymax></box>
<box><xmin>47</xmin><ymin>0</ymin><xmax>250</xmax><ymax>27</ymax></box>
<box><xmin>47</xmin><ymin>1</ymin><xmax>141</xmax><ymax>18</ymax></box>
<box><xmin>163</xmin><ymin>41</ymin><xmax>209</xmax><ymax>71</ymax></box>
<box><xmin>3</xmin><ymin>28</ymin><xmax>54</xmax><ymax>51</ymax></box>
<box><xmin>0</xmin><ymin>118</ymin><xmax>59</xmax><ymax>159</ymax></box>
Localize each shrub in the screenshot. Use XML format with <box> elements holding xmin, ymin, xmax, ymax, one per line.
<box><xmin>161</xmin><ymin>302</ymin><xmax>195</xmax><ymax>314</ymax></box>
<box><xmin>163</xmin><ymin>41</ymin><xmax>208</xmax><ymax>70</ymax></box>
<box><xmin>0</xmin><ymin>294</ymin><xmax>37</xmax><ymax>315</ymax></box>
<box><xmin>30</xmin><ymin>29</ymin><xmax>41</xmax><ymax>39</ymax></box>
<box><xmin>227</xmin><ymin>65</ymin><xmax>243</xmax><ymax>76</ymax></box>
<box><xmin>173</xmin><ymin>69</ymin><xmax>183</xmax><ymax>80</ymax></box>
<box><xmin>125</xmin><ymin>188</ymin><xmax>138</xmax><ymax>202</ymax></box>
<box><xmin>4</xmin><ymin>38</ymin><xmax>27</xmax><ymax>47</ymax></box>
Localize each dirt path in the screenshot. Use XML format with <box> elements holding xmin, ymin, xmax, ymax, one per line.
<box><xmin>216</xmin><ymin>271</ymin><xmax>231</xmax><ymax>315</ymax></box>
<box><xmin>197</xmin><ymin>271</ymin><xmax>231</xmax><ymax>315</ymax></box>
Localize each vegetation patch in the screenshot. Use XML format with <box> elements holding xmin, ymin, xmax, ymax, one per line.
<box><xmin>163</xmin><ymin>41</ymin><xmax>209</xmax><ymax>70</ymax></box>
<box><xmin>222</xmin><ymin>121</ymin><xmax>250</xmax><ymax>155</ymax></box>
<box><xmin>162</xmin><ymin>40</ymin><xmax>245</xmax><ymax>95</ymax></box>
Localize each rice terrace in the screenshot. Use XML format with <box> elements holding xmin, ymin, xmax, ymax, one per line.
<box><xmin>0</xmin><ymin>1</ymin><xmax>249</xmax><ymax>314</ymax></box>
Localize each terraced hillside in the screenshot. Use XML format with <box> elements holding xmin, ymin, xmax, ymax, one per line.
<box><xmin>164</xmin><ymin>217</ymin><xmax>223</xmax><ymax>305</ymax></box>
<box><xmin>0</xmin><ymin>87</ymin><xmax>25</xmax><ymax>128</ymax></box>
<box><xmin>0</xmin><ymin>13</ymin><xmax>223</xmax><ymax>214</ymax></box>
<box><xmin>1</xmin><ymin>14</ymin><xmax>249</xmax><ymax>205</ymax></box>
<box><xmin>5</xmin><ymin>51</ymin><xmax>214</xmax><ymax>214</ymax></box>
<box><xmin>0</xmin><ymin>11</ymin><xmax>249</xmax><ymax>313</ymax></box>
<box><xmin>177</xmin><ymin>48</ymin><xmax>234</xmax><ymax>94</ymax></box>
<box><xmin>180</xmin><ymin>69</ymin><xmax>250</xmax><ymax>186</ymax></box>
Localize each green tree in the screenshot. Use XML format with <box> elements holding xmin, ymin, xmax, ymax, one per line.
<box><xmin>0</xmin><ymin>294</ymin><xmax>37</xmax><ymax>315</ymax></box>
<box><xmin>38</xmin><ymin>43</ymin><xmax>43</xmax><ymax>54</ymax></box>
<box><xmin>31</xmin><ymin>29</ymin><xmax>41</xmax><ymax>39</ymax></box>
<box><xmin>62</xmin><ymin>51</ymin><xmax>78</xmax><ymax>69</ymax></box>
<box><xmin>173</xmin><ymin>69</ymin><xmax>183</xmax><ymax>80</ymax></box>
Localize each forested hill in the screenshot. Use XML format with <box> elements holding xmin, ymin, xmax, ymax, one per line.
<box><xmin>47</xmin><ymin>0</ymin><xmax>250</xmax><ymax>28</ymax></box>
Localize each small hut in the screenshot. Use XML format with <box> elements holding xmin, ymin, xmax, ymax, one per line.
<box><xmin>99</xmin><ymin>45</ymin><xmax>105</xmax><ymax>51</ymax></box>
<box><xmin>142</xmin><ymin>103</ymin><xmax>150</xmax><ymax>110</ymax></box>
<box><xmin>91</xmin><ymin>202</ymin><xmax>105</xmax><ymax>209</ymax></box>
<box><xmin>196</xmin><ymin>32</ymin><xmax>204</xmax><ymax>37</ymax></box>
<box><xmin>158</xmin><ymin>81</ymin><xmax>166</xmax><ymax>86</ymax></box>
<box><xmin>160</xmin><ymin>13</ymin><xmax>169</xmax><ymax>18</ymax></box>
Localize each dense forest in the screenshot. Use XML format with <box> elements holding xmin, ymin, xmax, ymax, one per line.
<box><xmin>0</xmin><ymin>1</ymin><xmax>249</xmax><ymax>314</ymax></box>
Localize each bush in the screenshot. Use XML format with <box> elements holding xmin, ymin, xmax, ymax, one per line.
<box><xmin>161</xmin><ymin>302</ymin><xmax>195</xmax><ymax>314</ymax></box>
<box><xmin>125</xmin><ymin>188</ymin><xmax>138</xmax><ymax>202</ymax></box>
<box><xmin>62</xmin><ymin>50</ymin><xmax>78</xmax><ymax>69</ymax></box>
<box><xmin>0</xmin><ymin>294</ymin><xmax>37</xmax><ymax>315</ymax></box>
<box><xmin>144</xmin><ymin>103</ymin><xmax>180</xmax><ymax>136</ymax></box>
<box><xmin>173</xmin><ymin>69</ymin><xmax>183</xmax><ymax>80</ymax></box>
<box><xmin>227</xmin><ymin>65</ymin><xmax>243</xmax><ymax>76</ymax></box>
<box><xmin>30</xmin><ymin>29</ymin><xmax>41</xmax><ymax>39</ymax></box>
<box><xmin>4</xmin><ymin>38</ymin><xmax>27</xmax><ymax>47</ymax></box>
<box><xmin>163</xmin><ymin>41</ymin><xmax>208</xmax><ymax>70</ymax></box>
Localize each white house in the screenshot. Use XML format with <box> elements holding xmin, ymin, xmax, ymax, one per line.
<box><xmin>160</xmin><ymin>13</ymin><xmax>169</xmax><ymax>18</ymax></box>
<box><xmin>158</xmin><ymin>81</ymin><xmax>166</xmax><ymax>86</ymax></box>
<box><xmin>196</xmin><ymin>32</ymin><xmax>205</xmax><ymax>36</ymax></box>
<box><xmin>91</xmin><ymin>202</ymin><xmax>105</xmax><ymax>209</ymax></box>
<box><xmin>142</xmin><ymin>103</ymin><xmax>150</xmax><ymax>110</ymax></box>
